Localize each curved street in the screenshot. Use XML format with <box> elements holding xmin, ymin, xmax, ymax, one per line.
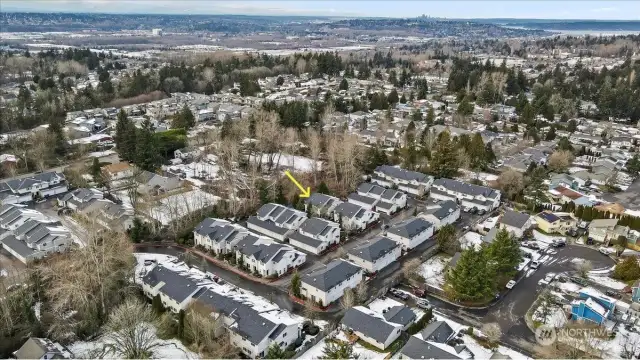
<box><xmin>135</xmin><ymin>242</ymin><xmax>616</xmax><ymax>356</ymax></box>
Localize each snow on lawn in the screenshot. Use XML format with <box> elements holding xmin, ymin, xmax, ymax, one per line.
<box><xmin>419</xmin><ymin>255</ymin><xmax>450</xmax><ymax>290</ymax></box>
<box><xmin>589</xmin><ymin>266</ymin><xmax>614</xmax><ymax>275</ymax></box>
<box><xmin>148</xmin><ymin>189</ymin><xmax>220</xmax><ymax>226</ymax></box>
<box><xmin>533</xmin><ymin>304</ymin><xmax>568</xmax><ymax>328</ymax></box>
<box><xmin>134</xmin><ymin>254</ymin><xmax>310</xmax><ymax>328</ymax></box>
<box><xmin>70</xmin><ymin>323</ymin><xmax>198</xmax><ymax>359</ymax></box>
<box><xmin>461</xmin><ymin>232</ymin><xmax>483</xmax><ymax>251</ymax></box>
<box><xmin>299</xmin><ymin>331</ymin><xmax>388</xmax><ymax>360</ymax></box>
<box><xmin>555</xmin><ymin>281</ymin><xmax>582</xmax><ymax>294</ymax></box>
<box><xmin>367</xmin><ymin>297</ymin><xmax>404</xmax><ymax>314</ymax></box>
<box><xmin>88</xmin><ymin>150</ymin><xmax>116</xmax><ymax>158</ymax></box>
<box><xmin>249</xmin><ymin>153</ymin><xmax>322</xmax><ymax>173</ymax></box>
<box><xmin>588</xmin><ymin>275</ymin><xmax>627</xmax><ymax>290</ymax></box>
<box><xmin>165</xmin><ymin>161</ymin><xmax>221</xmax><ymax>186</ymax></box>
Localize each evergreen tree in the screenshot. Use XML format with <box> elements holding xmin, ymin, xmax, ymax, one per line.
<box><xmin>445</xmin><ymin>248</ymin><xmax>496</xmax><ymax>302</ymax></box>
<box><xmin>484</xmin><ymin>143</ymin><xmax>497</xmax><ymax>165</ymax></box>
<box><xmin>290</xmin><ymin>271</ymin><xmax>301</xmax><ymax>297</ymax></box>
<box><xmin>276</xmin><ymin>76</ymin><xmax>285</xmax><ymax>86</ymax></box>
<box><xmin>265</xmin><ymin>344</ymin><xmax>286</xmax><ymax>359</ymax></box>
<box><xmin>545</xmin><ymin>126</ymin><xmax>557</xmax><ymax>141</ymax></box>
<box><xmin>48</xmin><ymin>117</ymin><xmax>67</xmax><ymax>156</ymax></box>
<box><xmin>115</xmin><ymin>109</ymin><xmax>137</xmax><ymax>162</ymax></box>
<box><xmin>339</xmin><ymin>78</ymin><xmax>349</xmax><ymax>91</ymax></box>
<box><xmin>317</xmin><ymin>181</ymin><xmax>331</xmax><ymax>195</ymax></box>
<box><xmin>426</xmin><ymin>106</ymin><xmax>435</xmax><ymax>125</ymax></box>
<box><xmin>574</xmin><ymin>205</ymin><xmax>584</xmax><ymax>219</ymax></box>
<box><xmin>487</xmin><ymin>228</ymin><xmax>522</xmax><ymax>276</ymax></box>
<box><xmin>436</xmin><ymin>224</ymin><xmax>458</xmax><ymax>254</ymax></box>
<box><xmin>468</xmin><ymin>133</ymin><xmax>487</xmax><ymax>170</ymax></box>
<box><xmin>275</xmin><ymin>184</ymin><xmax>287</xmax><ymax>205</ymax></box>
<box><xmin>400</xmin><ymin>93</ymin><xmax>407</xmax><ymax>104</ymax></box>
<box><xmin>457</xmin><ymin>96</ymin><xmax>474</xmax><ymax>116</ymax></box>
<box><xmin>567</xmin><ymin>119</ymin><xmax>577</xmax><ymax>132</ymax></box>
<box><xmin>152</xmin><ymin>294</ymin><xmax>164</xmax><ymax>313</ymax></box>
<box><xmin>322</xmin><ymin>340</ymin><xmax>359</xmax><ymax>360</ymax></box>
<box><xmin>173</xmin><ymin>104</ymin><xmax>195</xmax><ymax>129</ymax></box>
<box><xmin>613</xmin><ymin>257</ymin><xmax>640</xmax><ymax>281</ymax></box>
<box><xmin>387</xmin><ymin>89</ymin><xmax>399</xmax><ymax>105</ymax></box>
<box><xmin>135</xmin><ymin>119</ymin><xmax>159</xmax><ymax>172</ymax></box>
<box><xmin>430</xmin><ymin>130</ymin><xmax>459</xmax><ymax>179</ymax></box>
<box><xmin>525</xmin><ymin>167</ymin><xmax>549</xmax><ymax>210</ymax></box>
<box><xmin>411</xmin><ymin>109</ymin><xmax>423</xmax><ymax>122</ymax></box>
<box><xmin>582</xmin><ymin>206</ymin><xmax>593</xmax><ymax>221</ymax></box>
<box><xmin>627</xmin><ymin>155</ymin><xmax>640</xmax><ymax>177</ymax></box>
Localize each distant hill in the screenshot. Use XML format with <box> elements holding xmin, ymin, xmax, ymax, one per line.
<box><xmin>461</xmin><ymin>18</ymin><xmax>640</xmax><ymax>31</ymax></box>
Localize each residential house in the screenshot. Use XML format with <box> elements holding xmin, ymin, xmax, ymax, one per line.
<box><xmin>611</xmin><ymin>137</ymin><xmax>633</xmax><ymax>149</ymax></box>
<box><xmin>386</xmin><ymin>217</ymin><xmax>435</xmax><ymax>251</ymax></box>
<box><xmin>234</xmin><ymin>235</ymin><xmax>306</xmax><ymax>278</ymax></box>
<box><xmin>347</xmin><ymin>192</ymin><xmax>378</xmax><ymax>211</ymax></box>
<box><xmin>340</xmin><ymin>307</ymin><xmax>402</xmax><ymax>350</ymax></box>
<box><xmin>141</xmin><ymin>265</ymin><xmax>203</xmax><ymax>313</ymax></box>
<box><xmin>357</xmin><ymin>183</ymin><xmax>407</xmax><ymax>209</ymax></box>
<box><xmin>372</xmin><ymin>165</ymin><xmax>434</xmax><ymax>196</ymax></box>
<box><xmin>429</xmin><ymin>178</ymin><xmax>501</xmax><ymax>212</ymax></box>
<box><xmin>552</xmin><ymin>186</ymin><xmax>590</xmax><ymax>205</ymax></box>
<box><xmin>246</xmin><ymin>203</ymin><xmax>307</xmax><ymax>242</ymax></box>
<box><xmin>549</xmin><ymin>173</ymin><xmax>586</xmax><ymax>191</ymax></box>
<box><xmin>420</xmin><ymin>200</ymin><xmax>460</xmax><ymax>230</ymax></box>
<box><xmin>195</xmin><ymin>289</ymin><xmax>299</xmax><ymax>358</ymax></box>
<box><xmin>398</xmin><ymin>336</ymin><xmax>462</xmax><ymax>360</ymax></box>
<box><xmin>300</xmin><ymin>259</ymin><xmax>364</xmax><ymax>306</ymax></box>
<box><xmin>535</xmin><ymin>212</ymin><xmax>576</xmax><ymax>235</ymax></box>
<box><xmin>0</xmin><ymin>171</ymin><xmax>68</xmax><ymax>205</ymax></box>
<box><xmin>193</xmin><ymin>218</ymin><xmax>248</xmax><ymax>254</ymax></box>
<box><xmin>13</xmin><ymin>338</ymin><xmax>73</xmax><ymax>360</ymax></box>
<box><xmin>0</xmin><ymin>205</ymin><xmax>72</xmax><ymax>264</ymax></box>
<box><xmin>588</xmin><ymin>218</ymin><xmax>625</xmax><ymax>243</ymax></box>
<box><xmin>136</xmin><ymin>171</ymin><xmax>183</xmax><ymax>196</ymax></box>
<box><xmin>382</xmin><ymin>305</ymin><xmax>417</xmax><ymax>331</ymax></box>
<box><xmin>571</xmin><ymin>287</ymin><xmax>617</xmax><ymax>325</ymax></box>
<box><xmin>57</xmin><ymin>188</ymin><xmax>103</xmax><ymax>211</ymax></box>
<box><xmin>347</xmin><ymin>236</ymin><xmax>401</xmax><ymax>273</ymax></box>
<box><xmin>421</xmin><ymin>321</ymin><xmax>455</xmax><ymax>343</ymax></box>
<box><xmin>304</xmin><ymin>193</ymin><xmax>343</xmax><ymax>218</ymax></box>
<box><xmin>174</xmin><ymin>147</ymin><xmax>202</xmax><ymax>161</ymax></box>
<box><xmin>102</xmin><ymin>162</ymin><xmax>135</xmax><ymax>181</ymax></box>
<box><xmin>333</xmin><ymin>202</ymin><xmax>379</xmax><ymax>231</ymax></box>
<box><xmin>92</xmin><ymin>201</ymin><xmax>134</xmax><ymax>232</ymax></box>
<box><xmin>497</xmin><ymin>210</ymin><xmax>532</xmax><ymax>238</ymax></box>
<box><xmin>288</xmin><ymin>217</ymin><xmax>340</xmax><ymax>255</ymax></box>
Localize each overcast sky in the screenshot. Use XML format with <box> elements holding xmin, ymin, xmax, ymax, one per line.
<box><xmin>3</xmin><ymin>0</ymin><xmax>640</xmax><ymax>20</ymax></box>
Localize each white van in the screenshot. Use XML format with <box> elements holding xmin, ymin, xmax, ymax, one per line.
<box><xmin>531</xmin><ymin>260</ymin><xmax>541</xmax><ymax>269</ymax></box>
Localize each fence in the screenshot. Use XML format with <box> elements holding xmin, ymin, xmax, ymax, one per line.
<box><xmin>292</xmin><ymin>328</ymin><xmax>331</xmax><ymax>359</ymax></box>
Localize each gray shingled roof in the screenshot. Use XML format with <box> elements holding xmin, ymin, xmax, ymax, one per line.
<box><xmin>341</xmin><ymin>308</ymin><xmax>400</xmax><ymax>344</ymax></box>
<box><xmin>301</xmin><ymin>259</ymin><xmax>362</xmax><ymax>292</ymax></box>
<box><xmin>334</xmin><ymin>202</ymin><xmax>366</xmax><ymax>219</ymax></box>
<box><xmin>194</xmin><ymin>218</ymin><xmax>244</xmax><ymax>243</ymax></box>
<box><xmin>348</xmin><ymin>237</ymin><xmax>398</xmax><ymax>263</ymax></box>
<box><xmin>298</xmin><ymin>217</ymin><xmax>335</xmax><ymax>236</ymax></box>
<box><xmin>387</xmin><ymin>217</ymin><xmax>433</xmax><ymax>239</ymax></box>
<box><xmin>142</xmin><ymin>265</ymin><xmax>200</xmax><ymax>304</ymax></box>
<box><xmin>433</xmin><ymin>178</ymin><xmax>499</xmax><ymax>199</ymax></box>
<box><xmin>247</xmin><ymin>216</ymin><xmax>290</xmax><ymax>236</ymax></box>
<box><xmin>400</xmin><ymin>337</ymin><xmax>461</xmax><ymax>359</ymax></box>
<box><xmin>375</xmin><ymin>165</ymin><xmax>430</xmax><ymax>183</ymax></box>
<box><xmin>425</xmin><ymin>200</ymin><xmax>459</xmax><ymax>220</ymax></box>
<box><xmin>234</xmin><ymin>235</ymin><xmax>291</xmax><ymax>264</ymax></box>
<box><xmin>383</xmin><ymin>305</ymin><xmax>416</xmax><ymax>326</ymax></box>
<box><xmin>348</xmin><ymin>192</ymin><xmax>378</xmax><ymax>205</ymax></box>
<box><xmin>421</xmin><ymin>321</ymin><xmax>454</xmax><ymax>343</ymax></box>
<box><xmin>304</xmin><ymin>193</ymin><xmax>340</xmax><ymax>208</ymax></box>
<box><xmin>500</xmin><ymin>210</ymin><xmax>531</xmax><ymax>229</ymax></box>
<box><xmin>289</xmin><ymin>231</ymin><xmax>325</xmax><ymax>249</ymax></box>
<box><xmin>1</xmin><ymin>235</ymin><xmax>36</xmax><ymax>258</ymax></box>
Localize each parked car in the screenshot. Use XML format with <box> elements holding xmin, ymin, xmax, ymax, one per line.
<box><xmin>524</xmin><ymin>242</ymin><xmax>540</xmax><ymax>250</ymax></box>
<box><xmin>506</xmin><ymin>280</ymin><xmax>516</xmax><ymax>289</ymax></box>
<box><xmin>570</xmin><ymin>276</ymin><xmax>589</xmax><ymax>286</ymax></box>
<box><xmin>599</xmin><ymin>247</ymin><xmax>613</xmax><ymax>255</ymax></box>
<box><xmin>463</xmin><ymin>206</ymin><xmax>472</xmax><ymax>213</ymax></box>
<box><xmin>530</xmin><ymin>260</ymin><xmax>541</xmax><ymax>269</ymax></box>
<box><xmin>389</xmin><ymin>288</ymin><xmax>409</xmax><ymax>300</ymax></box>
<box><xmin>477</xmin><ymin>209</ymin><xmax>486</xmax><ymax>216</ymax></box>
<box><xmin>462</xmin><ymin>225</ymin><xmax>470</xmax><ymax>231</ymax></box>
<box><xmin>522</xmin><ymin>252</ymin><xmax>532</xmax><ymax>259</ymax></box>
<box><xmin>417</xmin><ymin>299</ymin><xmax>431</xmax><ymax>310</ymax></box>
<box><xmin>551</xmin><ymin>240</ymin><xmax>566</xmax><ymax>248</ymax></box>
<box><xmin>605</xmin><ymin>290</ymin><xmax>622</xmax><ymax>299</ymax></box>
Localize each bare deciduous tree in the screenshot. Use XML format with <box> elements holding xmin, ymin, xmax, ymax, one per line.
<box><xmin>497</xmin><ymin>169</ymin><xmax>524</xmax><ymax>199</ymax></box>
<box><xmin>402</xmin><ymin>258</ymin><xmax>424</xmax><ymax>286</ymax></box>
<box><xmin>340</xmin><ymin>288</ymin><xmax>356</xmax><ymax>309</ymax></box>
<box><xmin>547</xmin><ymin>150</ymin><xmax>574</xmax><ymax>172</ymax></box>
<box><xmin>305</xmin><ymin>128</ymin><xmax>323</xmax><ymax>185</ymax></box>
<box><xmin>574</xmin><ymin>259</ymin><xmax>593</xmax><ymax>278</ymax></box>
<box><xmin>355</xmin><ymin>281</ymin><xmax>369</xmax><ymax>304</ymax></box>
<box><xmin>481</xmin><ymin>322</ymin><xmax>502</xmax><ymax>345</ymax></box>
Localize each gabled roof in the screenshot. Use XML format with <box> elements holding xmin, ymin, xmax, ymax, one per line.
<box><xmin>424</xmin><ymin>200</ymin><xmax>459</xmax><ymax>220</ymax></box>
<box><xmin>387</xmin><ymin>217</ymin><xmax>433</xmax><ymax>239</ymax></box>
<box><xmin>13</xmin><ymin>337</ymin><xmax>72</xmax><ymax>360</ymax></box>
<box><xmin>348</xmin><ymin>192</ymin><xmax>378</xmax><ymax>205</ymax></box>
<box><xmin>375</xmin><ymin>165</ymin><xmax>431</xmax><ymax>183</ymax></box>
<box><xmin>499</xmin><ymin>210</ymin><xmax>530</xmax><ymax>229</ymax></box>
<box><xmin>234</xmin><ymin>234</ymin><xmax>294</xmax><ymax>264</ymax></box>
<box><xmin>348</xmin><ymin>237</ymin><xmax>398</xmax><ymax>263</ymax></box>
<box><xmin>421</xmin><ymin>321</ymin><xmax>454</xmax><ymax>343</ymax></box>
<box><xmin>334</xmin><ymin>202</ymin><xmax>366</xmax><ymax>219</ymax></box>
<box><xmin>433</xmin><ymin>178</ymin><xmax>500</xmax><ymax>199</ymax></box>
<box><xmin>301</xmin><ymin>259</ymin><xmax>362</xmax><ymax>292</ymax></box>
<box><xmin>399</xmin><ymin>336</ymin><xmax>462</xmax><ymax>360</ymax></box>
<box><xmin>298</xmin><ymin>217</ymin><xmax>337</xmax><ymax>236</ymax></box>
<box><xmin>194</xmin><ymin>218</ymin><xmax>246</xmax><ymax>243</ymax></box>
<box><xmin>141</xmin><ymin>265</ymin><xmax>201</xmax><ymax>304</ymax></box>
<box><xmin>247</xmin><ymin>216</ymin><xmax>290</xmax><ymax>235</ymax></box>
<box><xmin>304</xmin><ymin>193</ymin><xmax>341</xmax><ymax>208</ymax></box>
<box><xmin>383</xmin><ymin>305</ymin><xmax>416</xmax><ymax>326</ymax></box>
<box><xmin>341</xmin><ymin>307</ymin><xmax>400</xmax><ymax>344</ymax></box>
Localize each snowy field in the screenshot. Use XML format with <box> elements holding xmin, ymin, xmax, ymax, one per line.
<box><xmin>533</xmin><ymin>303</ymin><xmax>568</xmax><ymax>328</ymax></box>
<box><xmin>457</xmin><ymin>169</ymin><xmax>499</xmax><ymax>185</ymax></box>
<box><xmin>148</xmin><ymin>189</ymin><xmax>220</xmax><ymax>225</ymax></box>
<box><xmin>165</xmin><ymin>161</ymin><xmax>221</xmax><ymax>186</ymax></box>
<box><xmin>587</xmin><ymin>275</ymin><xmax>627</xmax><ymax>290</ymax></box>
<box><xmin>248</xmin><ymin>153</ymin><xmax>322</xmax><ymax>173</ymax></box>
<box><xmin>70</xmin><ymin>324</ymin><xmax>198</xmax><ymax>359</ymax></box>
<box><xmin>460</xmin><ymin>232</ymin><xmax>483</xmax><ymax>250</ymax></box>
<box><xmin>419</xmin><ymin>255</ymin><xmax>450</xmax><ymax>290</ymax></box>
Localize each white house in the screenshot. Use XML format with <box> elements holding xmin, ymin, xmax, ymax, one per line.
<box><xmin>372</xmin><ymin>165</ymin><xmax>434</xmax><ymax>196</ymax></box>
<box><xmin>174</xmin><ymin>147</ymin><xmax>202</xmax><ymax>160</ymax></box>
<box><xmin>497</xmin><ymin>210</ymin><xmax>532</xmax><ymax>238</ymax></box>
<box><xmin>347</xmin><ymin>237</ymin><xmax>401</xmax><ymax>273</ymax></box>
<box><xmin>611</xmin><ymin>136</ymin><xmax>633</xmax><ymax>149</ymax></box>
<box><xmin>234</xmin><ymin>234</ymin><xmax>306</xmax><ymax>278</ymax></box>
<box><xmin>347</xmin><ymin>192</ymin><xmax>378</xmax><ymax>211</ymax></box>
<box><xmin>429</xmin><ymin>178</ymin><xmax>501</xmax><ymax>212</ymax></box>
<box><xmin>301</xmin><ymin>259</ymin><xmax>364</xmax><ymax>306</ymax></box>
<box><xmin>341</xmin><ymin>307</ymin><xmax>402</xmax><ymax>350</ymax></box>
<box><xmin>288</xmin><ymin>217</ymin><xmax>340</xmax><ymax>255</ymax></box>
<box><xmin>193</xmin><ymin>218</ymin><xmax>249</xmax><ymax>254</ymax></box>
<box><xmin>420</xmin><ymin>200</ymin><xmax>460</xmax><ymax>230</ymax></box>
<box><xmin>246</xmin><ymin>203</ymin><xmax>307</xmax><ymax>242</ymax></box>
<box><xmin>386</xmin><ymin>217</ymin><xmax>435</xmax><ymax>250</ymax></box>
<box><xmin>333</xmin><ymin>202</ymin><xmax>379</xmax><ymax>231</ymax></box>
<box><xmin>304</xmin><ymin>192</ymin><xmax>343</xmax><ymax>218</ymax></box>
<box><xmin>102</xmin><ymin>162</ymin><xmax>135</xmax><ymax>181</ymax></box>
<box><xmin>141</xmin><ymin>265</ymin><xmax>202</xmax><ymax>313</ymax></box>
<box><xmin>57</xmin><ymin>188</ymin><xmax>103</xmax><ymax>211</ymax></box>
<box><xmin>357</xmin><ymin>183</ymin><xmax>407</xmax><ymax>208</ymax></box>
<box><xmin>0</xmin><ymin>171</ymin><xmax>68</xmax><ymax>205</ymax></box>
<box><xmin>195</xmin><ymin>289</ymin><xmax>299</xmax><ymax>359</ymax></box>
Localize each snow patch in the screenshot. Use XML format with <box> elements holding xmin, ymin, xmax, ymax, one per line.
<box><xmin>419</xmin><ymin>255</ymin><xmax>450</xmax><ymax>290</ymax></box>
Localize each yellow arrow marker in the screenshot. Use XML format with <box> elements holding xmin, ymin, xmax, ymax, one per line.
<box><xmin>284</xmin><ymin>170</ymin><xmax>311</xmax><ymax>198</ymax></box>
